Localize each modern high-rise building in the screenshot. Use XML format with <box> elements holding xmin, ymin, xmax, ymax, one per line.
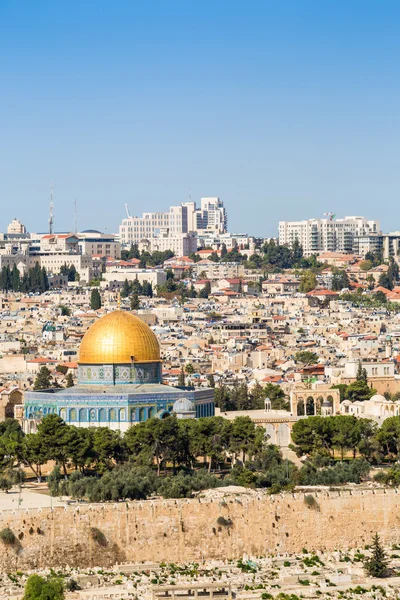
<box><xmin>7</xmin><ymin>219</ymin><xmax>26</xmax><ymax>235</ymax></box>
<box><xmin>119</xmin><ymin>198</ymin><xmax>227</xmax><ymax>246</ymax></box>
<box><xmin>278</xmin><ymin>216</ymin><xmax>380</xmax><ymax>255</ymax></box>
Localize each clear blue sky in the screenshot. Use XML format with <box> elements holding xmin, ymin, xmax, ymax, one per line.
<box><xmin>1</xmin><ymin>0</ymin><xmax>399</xmax><ymax>236</ymax></box>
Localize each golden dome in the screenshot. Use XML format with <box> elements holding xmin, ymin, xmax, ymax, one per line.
<box><xmin>79</xmin><ymin>311</ymin><xmax>161</xmax><ymax>365</ymax></box>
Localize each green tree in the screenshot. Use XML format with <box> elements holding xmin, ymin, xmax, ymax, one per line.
<box><xmin>185</xmin><ymin>363</ymin><xmax>195</xmax><ymax>374</ymax></box>
<box><xmin>178</xmin><ymin>367</ymin><xmax>186</xmax><ymax>387</ymax></box>
<box><xmin>229</xmin><ymin>416</ymin><xmax>263</xmax><ymax>463</ymax></box>
<box><xmin>294</xmin><ymin>351</ymin><xmax>319</xmax><ymax>366</ymax></box>
<box><xmin>207</xmin><ymin>374</ymin><xmax>215</xmax><ymax>388</ymax></box>
<box><xmin>130</xmin><ymin>292</ymin><xmax>140</xmax><ymax>310</ymax></box>
<box><xmin>299</xmin><ymin>270</ymin><xmax>317</xmax><ymax>293</ymax></box>
<box><xmin>0</xmin><ymin>476</ymin><xmax>12</xmax><ymax>492</ymax></box>
<box><xmin>364</xmin><ymin>533</ymin><xmax>388</xmax><ymax>578</ymax></box>
<box><xmin>374</xmin><ymin>290</ymin><xmax>387</xmax><ymax>303</ymax></box>
<box><xmin>23</xmin><ymin>574</ymin><xmax>65</xmax><ymax>600</ymax></box>
<box><xmin>121</xmin><ymin>278</ymin><xmax>131</xmax><ymax>298</ymax></box>
<box><xmin>332</xmin><ymin>415</ymin><xmax>360</xmax><ymax>461</ymax></box>
<box><xmin>331</xmin><ymin>268</ymin><xmax>350</xmax><ymax>291</ymax></box>
<box><xmin>263</xmin><ymin>383</ymin><xmax>289</xmax><ymax>410</ymax></box>
<box><xmin>360</xmin><ymin>260</ymin><xmax>373</xmax><ymax>271</ymax></box>
<box><xmin>0</xmin><ymin>265</ymin><xmax>12</xmax><ymax>291</ymax></box>
<box><xmin>33</xmin><ymin>366</ymin><xmax>52</xmax><ymax>390</ymax></box>
<box><xmin>92</xmin><ymin>428</ymin><xmax>125</xmax><ymax>471</ymax></box>
<box><xmin>356</xmin><ymin>360</ymin><xmax>368</xmax><ymax>382</ymax></box>
<box><xmin>36</xmin><ymin>415</ymin><xmax>74</xmax><ymax>477</ymax></box>
<box><xmin>128</xmin><ymin>243</ymin><xmax>140</xmax><ymax>259</ymax></box>
<box><xmin>65</xmin><ymin>373</ymin><xmax>74</xmax><ymax>388</ymax></box>
<box><xmin>11</xmin><ymin>264</ymin><xmax>20</xmax><ymax>291</ymax></box>
<box><xmin>378</xmin><ymin>272</ymin><xmax>393</xmax><ymax>290</ymax></box>
<box><xmin>199</xmin><ymin>281</ymin><xmax>211</xmax><ymax>298</ymax></box>
<box><xmin>292</xmin><ymin>238</ymin><xmax>304</xmax><ymax>264</ymax></box>
<box><xmin>291</xmin><ymin>416</ymin><xmax>333</xmax><ymax>456</ymax></box>
<box><xmin>346</xmin><ymin>380</ymin><xmax>375</xmax><ymax>403</ymax></box>
<box><xmin>377</xmin><ymin>416</ymin><xmax>400</xmax><ymax>458</ymax></box>
<box><xmin>90</xmin><ymin>288</ymin><xmax>101</xmax><ymax>310</ymax></box>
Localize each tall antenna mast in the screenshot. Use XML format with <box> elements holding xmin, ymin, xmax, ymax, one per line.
<box><xmin>74</xmin><ymin>198</ymin><xmax>78</xmax><ymax>233</ymax></box>
<box><xmin>49</xmin><ymin>182</ymin><xmax>54</xmax><ymax>234</ymax></box>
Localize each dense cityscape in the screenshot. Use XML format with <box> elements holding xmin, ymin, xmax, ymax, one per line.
<box><xmin>3</xmin><ymin>1</ymin><xmax>400</xmax><ymax>599</ymax></box>
<box><xmin>0</xmin><ymin>199</ymin><xmax>400</xmax><ymax>598</ymax></box>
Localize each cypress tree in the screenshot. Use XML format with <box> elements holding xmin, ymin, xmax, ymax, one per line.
<box><xmin>90</xmin><ymin>289</ymin><xmax>101</xmax><ymax>310</ymax></box>
<box><xmin>178</xmin><ymin>367</ymin><xmax>186</xmax><ymax>387</ymax></box>
<box><xmin>11</xmin><ymin>264</ymin><xmax>20</xmax><ymax>291</ymax></box>
<box><xmin>364</xmin><ymin>533</ymin><xmax>388</xmax><ymax>577</ymax></box>
<box><xmin>130</xmin><ymin>292</ymin><xmax>140</xmax><ymax>310</ymax></box>
<box><xmin>121</xmin><ymin>279</ymin><xmax>131</xmax><ymax>298</ymax></box>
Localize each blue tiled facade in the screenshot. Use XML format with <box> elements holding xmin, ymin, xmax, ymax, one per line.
<box><xmin>24</xmin><ymin>369</ymin><xmax>215</xmax><ymax>430</ymax></box>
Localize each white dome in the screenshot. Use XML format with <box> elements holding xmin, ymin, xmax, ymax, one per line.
<box><xmin>369</xmin><ymin>394</ymin><xmax>387</xmax><ymax>403</ymax></box>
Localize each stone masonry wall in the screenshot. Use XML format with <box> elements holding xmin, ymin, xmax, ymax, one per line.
<box><xmin>0</xmin><ymin>489</ymin><xmax>399</xmax><ymax>571</ymax></box>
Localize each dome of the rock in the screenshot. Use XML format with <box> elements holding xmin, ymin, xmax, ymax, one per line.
<box><xmin>79</xmin><ymin>310</ymin><xmax>160</xmax><ymax>365</ymax></box>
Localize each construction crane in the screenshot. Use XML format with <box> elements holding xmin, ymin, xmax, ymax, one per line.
<box><xmin>125</xmin><ymin>203</ymin><xmax>131</xmax><ymax>218</ymax></box>
<box><xmin>324</xmin><ymin>212</ymin><xmax>336</xmax><ymax>221</ymax></box>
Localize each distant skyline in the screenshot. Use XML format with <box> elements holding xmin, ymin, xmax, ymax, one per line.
<box><xmin>1</xmin><ymin>1</ymin><xmax>399</xmax><ymax>236</ymax></box>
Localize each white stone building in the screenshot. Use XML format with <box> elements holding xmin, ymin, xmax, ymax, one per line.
<box><xmin>278</xmin><ymin>216</ymin><xmax>380</xmax><ymax>255</ymax></box>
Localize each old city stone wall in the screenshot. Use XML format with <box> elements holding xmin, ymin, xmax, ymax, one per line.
<box><xmin>0</xmin><ymin>489</ymin><xmax>399</xmax><ymax>571</ymax></box>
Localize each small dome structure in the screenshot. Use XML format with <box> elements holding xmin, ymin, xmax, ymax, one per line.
<box><xmin>173</xmin><ymin>398</ymin><xmax>196</xmax><ymax>419</ymax></box>
<box><xmin>369</xmin><ymin>394</ymin><xmax>387</xmax><ymax>403</ymax></box>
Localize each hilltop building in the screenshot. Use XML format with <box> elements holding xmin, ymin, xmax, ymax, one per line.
<box><xmin>278</xmin><ymin>216</ymin><xmax>380</xmax><ymax>255</ymax></box>
<box><xmin>119</xmin><ymin>198</ymin><xmax>227</xmax><ymax>246</ymax></box>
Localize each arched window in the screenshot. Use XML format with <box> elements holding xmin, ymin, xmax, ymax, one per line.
<box><xmin>79</xmin><ymin>408</ymin><xmax>86</xmax><ymax>422</ymax></box>
<box><xmin>138</xmin><ymin>407</ymin><xmax>145</xmax><ymax>421</ymax></box>
<box><xmin>306</xmin><ymin>396</ymin><xmax>315</xmax><ymax>416</ymax></box>
<box><xmin>109</xmin><ymin>408</ymin><xmax>116</xmax><ymax>422</ymax></box>
<box><xmin>148</xmin><ymin>407</ymin><xmax>156</xmax><ymax>418</ymax></box>
<box><xmin>69</xmin><ymin>408</ymin><xmax>77</xmax><ymax>422</ymax></box>
<box><xmin>297</xmin><ymin>397</ymin><xmax>305</xmax><ymax>416</ymax></box>
<box><xmin>59</xmin><ymin>408</ymin><xmax>67</xmax><ymax>421</ymax></box>
<box><xmin>119</xmin><ymin>409</ymin><xmax>126</xmax><ymax>421</ymax></box>
<box><xmin>99</xmin><ymin>408</ymin><xmax>107</xmax><ymax>422</ymax></box>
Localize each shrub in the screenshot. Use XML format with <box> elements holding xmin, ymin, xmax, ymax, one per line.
<box><xmin>23</xmin><ymin>574</ymin><xmax>64</xmax><ymax>599</ymax></box>
<box><xmin>304</xmin><ymin>495</ymin><xmax>319</xmax><ymax>511</ymax></box>
<box><xmin>90</xmin><ymin>527</ymin><xmax>108</xmax><ymax>547</ymax></box>
<box><xmin>66</xmin><ymin>578</ymin><xmax>80</xmax><ymax>591</ymax></box>
<box><xmin>0</xmin><ymin>527</ymin><xmax>16</xmax><ymax>546</ymax></box>
<box><xmin>0</xmin><ymin>477</ymin><xmax>12</xmax><ymax>493</ymax></box>
<box><xmin>216</xmin><ymin>516</ymin><xmax>233</xmax><ymax>528</ymax></box>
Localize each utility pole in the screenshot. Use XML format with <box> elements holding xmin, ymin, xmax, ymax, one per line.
<box><xmin>74</xmin><ymin>198</ymin><xmax>78</xmax><ymax>233</ymax></box>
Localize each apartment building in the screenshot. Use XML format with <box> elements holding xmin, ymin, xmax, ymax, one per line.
<box><xmin>139</xmin><ymin>232</ymin><xmax>198</xmax><ymax>257</ymax></box>
<box><xmin>278</xmin><ymin>216</ymin><xmax>380</xmax><ymax>255</ymax></box>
